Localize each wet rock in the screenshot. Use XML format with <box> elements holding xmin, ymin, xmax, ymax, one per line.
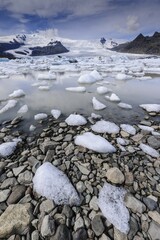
<box><xmin>106</xmin><ymin>167</ymin><xmax>124</xmax><ymax>184</ymax></box>
<box><xmin>40</xmin><ymin>215</ymin><xmax>55</xmax><ymax>237</ymax></box>
<box><xmin>147</xmin><ymin>136</ymin><xmax>160</xmax><ymax>149</ymax></box>
<box><xmin>51</xmin><ymin>224</ymin><xmax>71</xmax><ymax>240</ymax></box>
<box><xmin>7</xmin><ymin>185</ymin><xmax>26</xmax><ymax>204</ymax></box>
<box><xmin>143</xmin><ymin>197</ymin><xmax>158</xmax><ymax>211</ymax></box>
<box><xmin>73</xmin><ymin>228</ymin><xmax>87</xmax><ymax>240</ymax></box>
<box><xmin>124</xmin><ymin>193</ymin><xmax>146</xmax><ymax>213</ymax></box>
<box><xmin>128</xmin><ymin>217</ymin><xmax>139</xmax><ymax>240</ymax></box>
<box><xmin>0</xmin><ymin>203</ymin><xmax>33</xmax><ymax>238</ymax></box>
<box><xmin>148</xmin><ymin>221</ymin><xmax>160</xmax><ymax>240</ymax></box>
<box><xmin>91</xmin><ymin>215</ymin><xmax>105</xmax><ymax>237</ymax></box>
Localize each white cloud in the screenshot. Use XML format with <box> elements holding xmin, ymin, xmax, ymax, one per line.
<box><xmin>126</xmin><ymin>15</ymin><xmax>139</xmax><ymax>32</ymax></box>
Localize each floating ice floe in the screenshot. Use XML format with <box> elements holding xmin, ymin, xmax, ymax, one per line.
<box><xmin>78</xmin><ymin>74</ymin><xmax>96</xmax><ymax>84</ymax></box>
<box><xmin>65</xmin><ymin>87</ymin><xmax>86</xmax><ymax>92</ymax></box>
<box><xmin>32</xmin><ymin>81</ymin><xmax>48</xmax><ymax>87</ymax></box>
<box><xmin>33</xmin><ymin>162</ymin><xmax>80</xmax><ymax>206</ymax></box>
<box><xmin>139</xmin><ymin>104</ymin><xmax>160</xmax><ymax>113</ymax></box>
<box><xmin>34</xmin><ymin>113</ymin><xmax>48</xmax><ymax>121</ymax></box>
<box><xmin>138</xmin><ymin>125</ymin><xmax>154</xmax><ymax>132</ymax></box>
<box><xmin>9</xmin><ymin>89</ymin><xmax>25</xmax><ymax>98</ymax></box>
<box><xmin>38</xmin><ymin>73</ymin><xmax>56</xmax><ymax>80</ymax></box>
<box><xmin>65</xmin><ymin>114</ymin><xmax>87</xmax><ymax>126</ymax></box>
<box><xmin>0</xmin><ymin>141</ymin><xmax>17</xmax><ymax>157</ymax></box>
<box><xmin>118</xmin><ymin>102</ymin><xmax>132</xmax><ymax>110</ymax></box>
<box><xmin>116</xmin><ymin>73</ymin><xmax>128</xmax><ymax>80</ymax></box>
<box><xmin>92</xmin><ymin>97</ymin><xmax>106</xmax><ymax>110</ymax></box>
<box><xmin>29</xmin><ymin>125</ymin><xmax>36</xmax><ymax>132</ymax></box>
<box><xmin>91</xmin><ymin>120</ymin><xmax>120</xmax><ymax>134</ymax></box>
<box><xmin>0</xmin><ymin>75</ymin><xmax>9</xmax><ymax>79</ymax></box>
<box><xmin>38</xmin><ymin>86</ymin><xmax>50</xmax><ymax>91</ymax></box>
<box><xmin>97</xmin><ymin>86</ymin><xmax>111</xmax><ymax>95</ymax></box>
<box><xmin>90</xmin><ymin>70</ymin><xmax>102</xmax><ymax>81</ymax></box>
<box><xmin>75</xmin><ymin>132</ymin><xmax>116</xmax><ymax>153</ymax></box>
<box><xmin>98</xmin><ymin>183</ymin><xmax>130</xmax><ymax>234</ymax></box>
<box><xmin>0</xmin><ymin>100</ymin><xmax>17</xmax><ymax>114</ymax></box>
<box><xmin>91</xmin><ymin>113</ymin><xmax>102</xmax><ymax>120</ymax></box>
<box><xmin>51</xmin><ymin>109</ymin><xmax>61</xmax><ymax>119</ymax></box>
<box><xmin>105</xmin><ymin>93</ymin><xmax>120</xmax><ymax>102</ymax></box>
<box><xmin>17</xmin><ymin>104</ymin><xmax>28</xmax><ymax>114</ymax></box>
<box><xmin>120</xmin><ymin>124</ymin><xmax>136</xmax><ymax>135</ymax></box>
<box><xmin>139</xmin><ymin>143</ymin><xmax>159</xmax><ymax>158</ymax></box>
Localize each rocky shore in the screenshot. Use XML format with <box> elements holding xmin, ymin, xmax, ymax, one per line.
<box><xmin>0</xmin><ymin>113</ymin><xmax>160</xmax><ymax>240</ymax></box>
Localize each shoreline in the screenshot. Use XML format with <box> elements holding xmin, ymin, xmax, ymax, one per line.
<box><xmin>0</xmin><ymin>113</ymin><xmax>160</xmax><ymax>239</ymax></box>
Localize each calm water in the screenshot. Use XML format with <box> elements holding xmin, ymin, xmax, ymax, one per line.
<box><xmin>0</xmin><ymin>69</ymin><xmax>160</xmax><ymax>130</ymax></box>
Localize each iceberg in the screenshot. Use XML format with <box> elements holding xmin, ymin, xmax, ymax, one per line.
<box><xmin>91</xmin><ymin>120</ymin><xmax>120</xmax><ymax>134</ymax></box>
<box><xmin>33</xmin><ymin>162</ymin><xmax>80</xmax><ymax>206</ymax></box>
<box><xmin>92</xmin><ymin>97</ymin><xmax>106</xmax><ymax>110</ymax></box>
<box><xmin>9</xmin><ymin>89</ymin><xmax>25</xmax><ymax>98</ymax></box>
<box><xmin>75</xmin><ymin>132</ymin><xmax>116</xmax><ymax>153</ymax></box>
<box><xmin>65</xmin><ymin>114</ymin><xmax>87</xmax><ymax>126</ymax></box>
<box><xmin>98</xmin><ymin>183</ymin><xmax>130</xmax><ymax>234</ymax></box>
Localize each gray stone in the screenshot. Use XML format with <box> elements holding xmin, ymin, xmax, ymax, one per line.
<box><xmin>52</xmin><ymin>135</ymin><xmax>63</xmax><ymax>142</ymax></box>
<box><xmin>51</xmin><ymin>224</ymin><xmax>71</xmax><ymax>240</ymax></box>
<box><xmin>148</xmin><ymin>211</ymin><xmax>160</xmax><ymax>225</ymax></box>
<box><xmin>148</xmin><ymin>221</ymin><xmax>160</xmax><ymax>240</ymax></box>
<box><xmin>91</xmin><ymin>215</ymin><xmax>105</xmax><ymax>237</ymax></box>
<box><xmin>73</xmin><ymin>228</ymin><xmax>87</xmax><ymax>240</ymax></box>
<box><xmin>89</xmin><ymin>196</ymin><xmax>99</xmax><ymax>211</ymax></box>
<box><xmin>28</xmin><ymin>156</ymin><xmax>39</xmax><ymax>166</ymax></box>
<box><xmin>1</xmin><ymin>177</ymin><xmax>17</xmax><ymax>189</ymax></box>
<box><xmin>99</xmin><ymin>233</ymin><xmax>111</xmax><ymax>240</ymax></box>
<box><xmin>74</xmin><ymin>214</ymin><xmax>84</xmax><ymax>231</ymax></box>
<box><xmin>124</xmin><ymin>193</ymin><xmax>146</xmax><ymax>213</ymax></box>
<box><xmin>65</xmin><ymin>143</ymin><xmax>75</xmax><ymax>156</ymax></box>
<box><xmin>147</xmin><ymin>136</ymin><xmax>160</xmax><ymax>149</ymax></box>
<box><xmin>18</xmin><ymin>170</ymin><xmax>33</xmax><ymax>185</ymax></box>
<box><xmin>44</xmin><ymin>150</ymin><xmax>54</xmax><ymax>162</ymax></box>
<box><xmin>13</xmin><ymin>166</ymin><xmax>27</xmax><ymax>177</ymax></box>
<box><xmin>39</xmin><ymin>199</ymin><xmax>55</xmax><ymax>213</ymax></box>
<box><xmin>7</xmin><ymin>185</ymin><xmax>26</xmax><ymax>204</ymax></box>
<box><xmin>0</xmin><ymin>189</ymin><xmax>10</xmax><ymax>202</ymax></box>
<box><xmin>40</xmin><ymin>215</ymin><xmax>55</xmax><ymax>237</ymax></box>
<box><xmin>143</xmin><ymin>197</ymin><xmax>158</xmax><ymax>211</ymax></box>
<box><xmin>114</xmin><ymin>227</ymin><xmax>128</xmax><ymax>240</ymax></box>
<box><xmin>128</xmin><ymin>217</ymin><xmax>139</xmax><ymax>240</ymax></box>
<box><xmin>40</xmin><ymin>141</ymin><xmax>58</xmax><ymax>154</ymax></box>
<box><xmin>106</xmin><ymin>167</ymin><xmax>124</xmax><ymax>184</ymax></box>
<box><xmin>31</xmin><ymin>230</ymin><xmax>39</xmax><ymax>240</ymax></box>
<box><xmin>75</xmin><ymin>162</ymin><xmax>90</xmax><ymax>175</ymax></box>
<box><xmin>0</xmin><ymin>203</ymin><xmax>33</xmax><ymax>238</ymax></box>
<box><xmin>62</xmin><ymin>205</ymin><xmax>73</xmax><ymax>218</ymax></box>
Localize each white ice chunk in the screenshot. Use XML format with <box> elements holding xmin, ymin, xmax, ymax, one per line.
<box><xmin>98</xmin><ymin>183</ymin><xmax>130</xmax><ymax>234</ymax></box>
<box><xmin>90</xmin><ymin>70</ymin><xmax>102</xmax><ymax>81</ymax></box>
<box><xmin>105</xmin><ymin>93</ymin><xmax>120</xmax><ymax>102</ymax></box>
<box><xmin>78</xmin><ymin>74</ymin><xmax>96</xmax><ymax>84</ymax></box>
<box><xmin>116</xmin><ymin>73</ymin><xmax>128</xmax><ymax>80</ymax></box>
<box><xmin>38</xmin><ymin>86</ymin><xmax>50</xmax><ymax>91</ymax></box>
<box><xmin>32</xmin><ymin>81</ymin><xmax>48</xmax><ymax>87</ymax></box>
<box><xmin>0</xmin><ymin>141</ymin><xmax>17</xmax><ymax>157</ymax></box>
<box><xmin>17</xmin><ymin>104</ymin><xmax>28</xmax><ymax>114</ymax></box>
<box><xmin>152</xmin><ymin>131</ymin><xmax>160</xmax><ymax>136</ymax></box>
<box><xmin>34</xmin><ymin>113</ymin><xmax>48</xmax><ymax>121</ymax></box>
<box><xmin>97</xmin><ymin>86</ymin><xmax>110</xmax><ymax>95</ymax></box>
<box><xmin>33</xmin><ymin>162</ymin><xmax>80</xmax><ymax>206</ymax></box>
<box><xmin>92</xmin><ymin>97</ymin><xmax>106</xmax><ymax>110</ymax></box>
<box><xmin>138</xmin><ymin>125</ymin><xmax>154</xmax><ymax>132</ymax></box>
<box><xmin>9</xmin><ymin>89</ymin><xmax>25</xmax><ymax>98</ymax></box>
<box><xmin>91</xmin><ymin>113</ymin><xmax>102</xmax><ymax>120</ymax></box>
<box><xmin>0</xmin><ymin>100</ymin><xmax>17</xmax><ymax>114</ymax></box>
<box><xmin>75</xmin><ymin>132</ymin><xmax>116</xmax><ymax>153</ymax></box>
<box><xmin>91</xmin><ymin>120</ymin><xmax>120</xmax><ymax>134</ymax></box>
<box><xmin>140</xmin><ymin>104</ymin><xmax>160</xmax><ymax>113</ymax></box>
<box><xmin>65</xmin><ymin>114</ymin><xmax>87</xmax><ymax>126</ymax></box>
<box><xmin>29</xmin><ymin>125</ymin><xmax>36</xmax><ymax>132</ymax></box>
<box><xmin>66</xmin><ymin>87</ymin><xmax>86</xmax><ymax>92</ymax></box>
<box><xmin>120</xmin><ymin>124</ymin><xmax>136</xmax><ymax>135</ymax></box>
<box><xmin>116</xmin><ymin>137</ymin><xmax>128</xmax><ymax>146</ymax></box>
<box><xmin>118</xmin><ymin>102</ymin><xmax>132</xmax><ymax>109</ymax></box>
<box><xmin>38</xmin><ymin>73</ymin><xmax>56</xmax><ymax>80</ymax></box>
<box><xmin>51</xmin><ymin>109</ymin><xmax>61</xmax><ymax>119</ymax></box>
<box><xmin>139</xmin><ymin>143</ymin><xmax>159</xmax><ymax>158</ymax></box>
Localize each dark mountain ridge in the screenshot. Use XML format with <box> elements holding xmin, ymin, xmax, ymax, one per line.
<box><xmin>113</xmin><ymin>32</ymin><xmax>160</xmax><ymax>55</ymax></box>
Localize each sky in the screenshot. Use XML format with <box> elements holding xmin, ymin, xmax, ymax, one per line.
<box><xmin>0</xmin><ymin>0</ymin><xmax>159</xmax><ymax>40</ymax></box>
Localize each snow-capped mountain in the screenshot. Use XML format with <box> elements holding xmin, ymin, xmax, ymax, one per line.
<box><xmin>0</xmin><ymin>29</ymin><xmax>126</xmax><ymax>59</ymax></box>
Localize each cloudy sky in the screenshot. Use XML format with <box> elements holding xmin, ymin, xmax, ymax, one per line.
<box><xmin>0</xmin><ymin>0</ymin><xmax>159</xmax><ymax>40</ymax></box>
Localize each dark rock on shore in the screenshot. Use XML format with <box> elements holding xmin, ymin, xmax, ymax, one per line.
<box><xmin>113</xmin><ymin>32</ymin><xmax>160</xmax><ymax>55</ymax></box>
